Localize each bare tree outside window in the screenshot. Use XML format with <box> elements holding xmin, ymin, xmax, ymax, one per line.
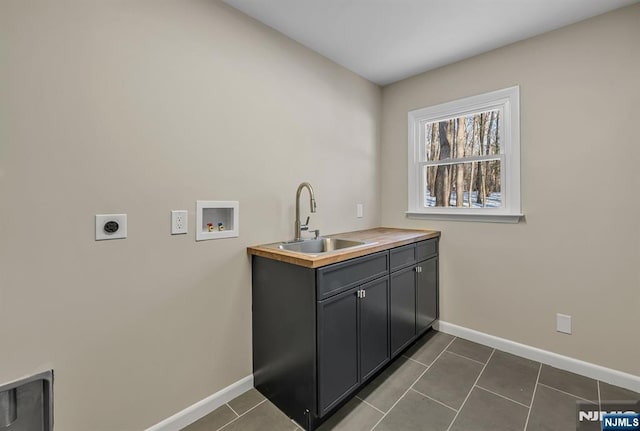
<box><xmin>424</xmin><ymin>110</ymin><xmax>501</xmax><ymax>208</ymax></box>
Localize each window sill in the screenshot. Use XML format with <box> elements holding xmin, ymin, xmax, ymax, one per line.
<box><xmin>406</xmin><ymin>211</ymin><xmax>523</xmax><ymax>224</ymax></box>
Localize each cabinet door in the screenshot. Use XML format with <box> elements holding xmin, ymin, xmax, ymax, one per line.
<box><xmin>416</xmin><ymin>257</ymin><xmax>438</xmax><ymax>335</ymax></box>
<box><xmin>317</xmin><ymin>288</ymin><xmax>360</xmax><ymax>415</ymax></box>
<box><xmin>359</xmin><ymin>277</ymin><xmax>390</xmax><ymax>382</ymax></box>
<box><xmin>390</xmin><ymin>266</ymin><xmax>416</xmax><ymax>356</ymax></box>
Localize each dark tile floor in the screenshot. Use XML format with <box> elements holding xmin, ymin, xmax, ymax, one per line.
<box><xmin>182</xmin><ymin>331</ymin><xmax>640</xmax><ymax>431</ymax></box>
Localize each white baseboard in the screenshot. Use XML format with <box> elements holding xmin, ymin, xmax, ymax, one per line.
<box><xmin>146</xmin><ymin>375</ymin><xmax>254</xmax><ymax>431</ymax></box>
<box><xmin>435</xmin><ymin>321</ymin><xmax>640</xmax><ymax>394</ymax></box>
<box><xmin>145</xmin><ymin>322</ymin><xmax>640</xmax><ymax>430</ymax></box>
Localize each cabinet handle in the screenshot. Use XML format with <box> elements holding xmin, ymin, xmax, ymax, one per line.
<box><xmin>362</xmin><ymin>289</ymin><xmax>366</xmax><ymax>298</ymax></box>
<box><xmin>415</xmin><ymin>266</ymin><xmax>423</xmax><ymax>273</ymax></box>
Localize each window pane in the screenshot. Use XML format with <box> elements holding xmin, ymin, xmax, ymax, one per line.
<box><xmin>425</xmin><ymin>160</ymin><xmax>501</xmax><ymax>208</ymax></box>
<box><xmin>424</xmin><ymin>110</ymin><xmax>500</xmax><ymax>162</ymax></box>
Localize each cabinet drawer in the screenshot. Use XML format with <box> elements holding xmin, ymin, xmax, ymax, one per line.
<box><xmin>389</xmin><ymin>243</ymin><xmax>417</xmax><ymax>272</ymax></box>
<box><xmin>390</xmin><ymin>239</ymin><xmax>438</xmax><ymax>271</ymax></box>
<box><xmin>317</xmin><ymin>251</ymin><xmax>388</xmax><ymax>300</ymax></box>
<box><xmin>415</xmin><ymin>239</ymin><xmax>438</xmax><ymax>261</ymax></box>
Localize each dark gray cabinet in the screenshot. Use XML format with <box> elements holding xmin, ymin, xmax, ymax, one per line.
<box><xmin>390</xmin><ymin>239</ymin><xmax>439</xmax><ymax>356</ymax></box>
<box><xmin>317</xmin><ymin>276</ymin><xmax>389</xmax><ymax>415</ymax></box>
<box><xmin>359</xmin><ymin>277</ymin><xmax>390</xmax><ymax>381</ymax></box>
<box><xmin>317</xmin><ymin>286</ymin><xmax>359</xmax><ymax>415</ymax></box>
<box><xmin>317</xmin><ymin>251</ymin><xmax>389</xmax><ymax>300</ymax></box>
<box><xmin>390</xmin><ymin>265</ymin><xmax>417</xmax><ymax>355</ymax></box>
<box><xmin>251</xmin><ymin>237</ymin><xmax>438</xmax><ymax>430</ymax></box>
<box><xmin>417</xmin><ymin>257</ymin><xmax>438</xmax><ymax>334</ymax></box>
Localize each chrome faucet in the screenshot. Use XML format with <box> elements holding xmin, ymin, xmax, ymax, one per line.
<box><xmin>294</xmin><ymin>182</ymin><xmax>317</xmax><ymax>241</ymax></box>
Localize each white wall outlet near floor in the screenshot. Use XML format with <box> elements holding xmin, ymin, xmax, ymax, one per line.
<box><xmin>556</xmin><ymin>313</ymin><xmax>572</xmax><ymax>334</ymax></box>
<box><xmin>171</xmin><ymin>210</ymin><xmax>188</xmax><ymax>235</ymax></box>
<box><xmin>356</xmin><ymin>203</ymin><xmax>364</xmax><ymax>218</ymax></box>
<box><xmin>95</xmin><ymin>214</ymin><xmax>127</xmax><ymax>240</ymax></box>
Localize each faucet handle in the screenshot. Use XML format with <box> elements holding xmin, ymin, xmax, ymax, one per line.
<box><xmin>300</xmin><ymin>216</ymin><xmax>311</xmax><ymax>232</ymax></box>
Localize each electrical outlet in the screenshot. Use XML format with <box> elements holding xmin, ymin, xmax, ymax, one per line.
<box><xmin>96</xmin><ymin>214</ymin><xmax>127</xmax><ymax>240</ymax></box>
<box><xmin>357</xmin><ymin>203</ymin><xmax>364</xmax><ymax>218</ymax></box>
<box><xmin>556</xmin><ymin>313</ymin><xmax>572</xmax><ymax>334</ymax></box>
<box><xmin>171</xmin><ymin>210</ymin><xmax>188</xmax><ymax>235</ymax></box>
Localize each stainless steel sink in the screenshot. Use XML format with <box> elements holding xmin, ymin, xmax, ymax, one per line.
<box><xmin>276</xmin><ymin>237</ymin><xmax>369</xmax><ymax>254</ymax></box>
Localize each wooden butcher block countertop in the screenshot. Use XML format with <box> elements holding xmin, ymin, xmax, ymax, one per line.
<box><xmin>247</xmin><ymin>227</ymin><xmax>441</xmax><ymax>268</ymax></box>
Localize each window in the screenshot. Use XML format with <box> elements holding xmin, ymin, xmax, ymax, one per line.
<box><xmin>407</xmin><ymin>86</ymin><xmax>522</xmax><ymax>223</ymax></box>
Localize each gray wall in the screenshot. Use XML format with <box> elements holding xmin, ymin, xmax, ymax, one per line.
<box><xmin>381</xmin><ymin>4</ymin><xmax>639</xmax><ymax>377</ymax></box>
<box><xmin>0</xmin><ymin>1</ymin><xmax>381</xmax><ymax>429</ymax></box>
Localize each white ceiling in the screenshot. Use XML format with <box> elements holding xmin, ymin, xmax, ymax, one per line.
<box><xmin>222</xmin><ymin>0</ymin><xmax>638</xmax><ymax>85</ymax></box>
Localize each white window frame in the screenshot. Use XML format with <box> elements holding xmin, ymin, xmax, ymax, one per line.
<box><xmin>407</xmin><ymin>86</ymin><xmax>522</xmax><ymax>223</ymax></box>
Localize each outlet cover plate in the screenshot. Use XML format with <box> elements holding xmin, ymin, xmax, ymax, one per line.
<box><xmin>556</xmin><ymin>313</ymin><xmax>572</xmax><ymax>334</ymax></box>
<box><xmin>171</xmin><ymin>210</ymin><xmax>188</xmax><ymax>235</ymax></box>
<box><xmin>96</xmin><ymin>214</ymin><xmax>127</xmax><ymax>240</ymax></box>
